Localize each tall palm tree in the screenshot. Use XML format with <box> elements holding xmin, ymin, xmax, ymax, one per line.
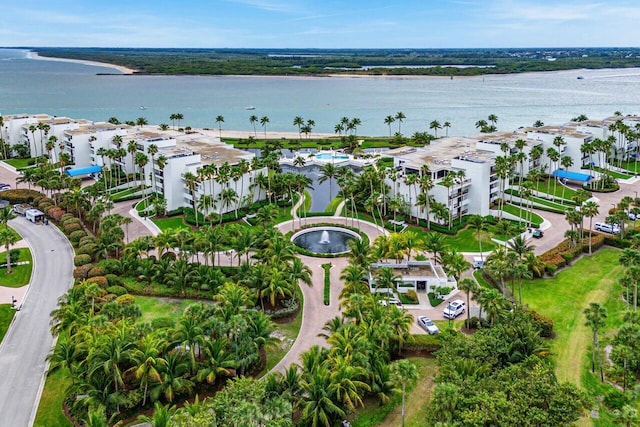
<box><xmin>0</xmin><ymin>228</ymin><xmax>19</xmax><ymax>274</ymax></box>
<box><xmin>429</xmin><ymin>120</ymin><xmax>442</xmax><ymax>137</ymax></box>
<box><xmin>260</xmin><ymin>116</ymin><xmax>270</xmax><ymax>140</ymax></box>
<box><xmin>384</xmin><ymin>115</ymin><xmax>395</xmax><ymax>138</ymax></box>
<box><xmin>389</xmin><ymin>359</ymin><xmax>418</xmax><ymax>427</ymax></box>
<box><xmin>458</xmin><ymin>277</ymin><xmax>479</xmax><ymax>325</ymax></box>
<box><xmin>468</xmin><ymin>215</ymin><xmax>489</xmax><ymax>260</ymax></box>
<box><xmin>443</xmin><ymin>121</ymin><xmax>451</xmax><ymax>137</ymax></box>
<box><xmin>395</xmin><ymin>112</ymin><xmax>406</xmax><ymax>135</ymax></box>
<box><xmin>215</xmin><ymin>115</ymin><xmax>224</xmax><ymax>138</ymax></box>
<box><xmin>249</xmin><ymin>115</ymin><xmax>258</xmax><ymax>136</ymax></box>
<box><xmin>584</xmin><ymin>302</ymin><xmax>607</xmax><ymax>381</ymax></box>
<box><xmin>583</xmin><ymin>201</ymin><xmax>599</xmax><ymax>254</ymax></box>
<box><xmin>183</xmin><ymin>172</ymin><xmax>200</xmax><ymax>227</ymax></box>
<box><xmin>318</xmin><ymin>163</ymin><xmax>338</xmax><ymax>200</ymax></box>
<box><xmin>293</xmin><ymin>116</ymin><xmax>304</xmax><ymax>139</ymax></box>
<box><xmin>129</xmin><ymin>335</ymin><xmax>167</xmax><ymax>406</ymax></box>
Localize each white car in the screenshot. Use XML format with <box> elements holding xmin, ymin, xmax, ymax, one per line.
<box><xmin>417</xmin><ymin>316</ymin><xmax>440</xmax><ymax>334</ymax></box>
<box><xmin>443</xmin><ymin>299</ymin><xmax>466</xmax><ymax>319</ymax></box>
<box><xmin>0</xmin><ymin>184</ymin><xmax>10</xmax><ymax>191</ymax></box>
<box><xmin>379</xmin><ymin>297</ymin><xmax>403</xmax><ymax>308</ymax></box>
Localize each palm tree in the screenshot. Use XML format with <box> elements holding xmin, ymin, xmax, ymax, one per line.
<box><xmin>389</xmin><ymin>359</ymin><xmax>418</xmax><ymax>427</ymax></box>
<box><xmin>130</xmin><ymin>335</ymin><xmax>167</xmax><ymax>406</ymax></box>
<box><xmin>395</xmin><ymin>112</ymin><xmax>406</xmax><ymax>135</ymax></box>
<box><xmin>318</xmin><ymin>163</ymin><xmax>338</xmax><ymax>201</ymax></box>
<box><xmin>217</xmin><ymin>188</ymin><xmax>238</xmax><ymax>223</ymax></box>
<box><xmin>468</xmin><ymin>215</ymin><xmax>489</xmax><ymax>259</ymax></box>
<box><xmin>583</xmin><ymin>201</ymin><xmax>599</xmax><ymax>254</ymax></box>
<box><xmin>443</xmin><ymin>121</ymin><xmax>451</xmax><ymax>137</ymax></box>
<box><xmin>384</xmin><ymin>115</ymin><xmax>395</xmax><ymax>138</ymax></box>
<box><xmin>247</xmin><ymin>114</ymin><xmax>259</xmax><ymax>136</ymax></box>
<box><xmin>458</xmin><ymin>277</ymin><xmax>480</xmax><ymax>325</ymax></box>
<box><xmin>478</xmin><ymin>287</ymin><xmax>505</xmax><ymax>325</ymax></box>
<box><xmin>183</xmin><ymin>172</ymin><xmax>200</xmax><ymax>227</ymax></box>
<box><xmin>584</xmin><ymin>302</ymin><xmax>607</xmax><ymax>381</ymax></box>
<box><xmin>260</xmin><ymin>116</ymin><xmax>270</xmax><ymax>140</ymax></box>
<box><xmin>0</xmin><ymin>228</ymin><xmax>18</xmax><ymax>274</ymax></box>
<box><xmin>293</xmin><ymin>116</ymin><xmax>304</xmax><ymax>138</ymax></box>
<box><xmin>429</xmin><ymin>120</ymin><xmax>442</xmax><ymax>137</ymax></box>
<box><xmin>215</xmin><ymin>115</ymin><xmax>224</xmax><ymax>137</ymax></box>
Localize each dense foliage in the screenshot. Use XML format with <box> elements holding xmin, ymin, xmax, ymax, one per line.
<box><xmin>33</xmin><ymin>47</ymin><xmax>640</xmax><ymax>76</ymax></box>
<box><xmin>429</xmin><ymin>309</ymin><xmax>584</xmax><ymax>426</ymax></box>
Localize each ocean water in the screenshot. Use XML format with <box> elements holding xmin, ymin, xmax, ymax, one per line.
<box><xmin>2</xmin><ymin>48</ymin><xmax>640</xmax><ymax>138</ymax></box>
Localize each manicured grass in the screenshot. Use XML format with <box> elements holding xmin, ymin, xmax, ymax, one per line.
<box><xmin>502</xmin><ymin>204</ymin><xmax>543</xmax><ymax>227</ymax></box>
<box><xmin>350</xmin><ymin>357</ymin><xmax>438</xmax><ymax>427</ymax></box>
<box><xmin>324</xmin><ymin>197</ymin><xmax>343</xmax><ymax>214</ymax></box>
<box><xmin>258</xmin><ymin>287</ymin><xmax>304</xmax><ymax>378</ymax></box>
<box><xmin>0</xmin><ymin>248</ymin><xmax>32</xmax><ymax>288</ymax></box>
<box><xmin>520</xmin><ymin>249</ymin><xmax>623</xmax><ymax>385</ymax></box>
<box><xmin>473</xmin><ymin>269</ymin><xmax>492</xmax><ymax>289</ymax></box>
<box><xmin>618</xmin><ymin>160</ymin><xmax>640</xmax><ymax>175</ymax></box>
<box><xmin>34</xmin><ymin>367</ymin><xmax>73</xmax><ymax>427</ymax></box>
<box><xmin>586</xmin><ymin>166</ymin><xmax>633</xmax><ymax>180</ymax></box>
<box><xmin>152</xmin><ymin>216</ymin><xmax>191</xmax><ymax>231</ymax></box>
<box><xmin>0</xmin><ymin>304</ymin><xmax>15</xmax><ymax>344</ymax></box>
<box><xmin>527</xmin><ymin>177</ymin><xmax>578</xmax><ymax>200</ymax></box>
<box><xmin>404</xmin><ymin>224</ymin><xmax>498</xmax><ymax>252</ymax></box>
<box><xmin>133</xmin><ymin>295</ymin><xmax>205</xmax><ymax>323</ymax></box>
<box><xmin>322</xmin><ymin>263</ymin><xmax>331</xmax><ymax>305</ymax></box>
<box><xmin>3</xmin><ymin>158</ymin><xmax>35</xmax><ymax>170</ymax></box>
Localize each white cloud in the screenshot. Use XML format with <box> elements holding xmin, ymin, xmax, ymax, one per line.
<box><xmin>223</xmin><ymin>0</ymin><xmax>299</xmax><ymax>13</ymax></box>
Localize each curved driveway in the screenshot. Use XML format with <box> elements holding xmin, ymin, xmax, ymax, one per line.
<box><xmin>0</xmin><ymin>218</ymin><xmax>74</xmax><ymax>427</ymax></box>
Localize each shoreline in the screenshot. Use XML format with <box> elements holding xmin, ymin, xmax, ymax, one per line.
<box><xmin>28</xmin><ymin>51</ymin><xmax>136</xmax><ymax>75</ymax></box>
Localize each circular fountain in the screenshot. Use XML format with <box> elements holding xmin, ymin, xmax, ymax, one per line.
<box><xmin>291</xmin><ymin>226</ymin><xmax>361</xmax><ymax>255</ymax></box>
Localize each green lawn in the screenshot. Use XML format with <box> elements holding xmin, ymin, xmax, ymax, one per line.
<box><xmin>350</xmin><ymin>357</ymin><xmax>438</xmax><ymax>427</ymax></box>
<box><xmin>0</xmin><ymin>304</ymin><xmax>15</xmax><ymax>344</ymax></box>
<box><xmin>502</xmin><ymin>204</ymin><xmax>544</xmax><ymax>227</ymax></box>
<box><xmin>405</xmin><ymin>224</ymin><xmax>498</xmax><ymax>252</ymax></box>
<box><xmin>324</xmin><ymin>197</ymin><xmax>343</xmax><ymax>214</ymax></box>
<box><xmin>0</xmin><ymin>248</ymin><xmax>33</xmax><ymax>287</ymax></box>
<box><xmin>33</xmin><ymin>367</ymin><xmax>73</xmax><ymax>427</ymax></box>
<box><xmin>585</xmin><ymin>166</ymin><xmax>633</xmax><ymax>180</ymax></box>
<box><xmin>618</xmin><ymin>160</ymin><xmax>640</xmax><ymax>175</ymax></box>
<box><xmin>526</xmin><ymin>177</ymin><xmax>578</xmax><ymax>200</ymax></box>
<box><xmin>258</xmin><ymin>287</ymin><xmax>304</xmax><ymax>378</ymax></box>
<box><xmin>3</xmin><ymin>158</ymin><xmax>35</xmax><ymax>170</ymax></box>
<box><xmin>152</xmin><ymin>216</ymin><xmax>191</xmax><ymax>232</ymax></box>
<box><xmin>520</xmin><ymin>249</ymin><xmax>623</xmax><ymax>385</ymax></box>
<box><xmin>133</xmin><ymin>295</ymin><xmax>207</xmax><ymax>323</ymax></box>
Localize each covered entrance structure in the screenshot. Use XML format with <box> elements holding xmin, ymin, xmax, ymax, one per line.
<box><xmin>64</xmin><ymin>165</ymin><xmax>102</xmax><ymax>178</ymax></box>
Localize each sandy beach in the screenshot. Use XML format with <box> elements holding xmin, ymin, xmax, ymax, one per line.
<box><xmin>213</xmin><ymin>129</ymin><xmax>336</xmax><ymax>139</ymax></box>
<box><xmin>28</xmin><ymin>51</ymin><xmax>136</xmax><ymax>75</ymax></box>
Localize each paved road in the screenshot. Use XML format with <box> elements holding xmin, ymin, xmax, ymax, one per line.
<box><xmin>0</xmin><ymin>218</ymin><xmax>74</xmax><ymax>427</ymax></box>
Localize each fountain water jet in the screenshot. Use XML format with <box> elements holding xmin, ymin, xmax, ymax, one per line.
<box><xmin>319</xmin><ymin>230</ymin><xmax>330</xmax><ymax>244</ymax></box>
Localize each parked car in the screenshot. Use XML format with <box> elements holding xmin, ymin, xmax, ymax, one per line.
<box><xmin>379</xmin><ymin>297</ymin><xmax>403</xmax><ymax>308</ymax></box>
<box><xmin>0</xmin><ymin>184</ymin><xmax>10</xmax><ymax>191</ymax></box>
<box><xmin>417</xmin><ymin>316</ymin><xmax>440</xmax><ymax>334</ymax></box>
<box><xmin>627</xmin><ymin>211</ymin><xmax>637</xmax><ymax>221</ymax></box>
<box><xmin>443</xmin><ymin>299</ymin><xmax>466</xmax><ymax>319</ymax></box>
<box><xmin>532</xmin><ymin>229</ymin><xmax>544</xmax><ymax>238</ymax></box>
<box><xmin>594</xmin><ymin>222</ymin><xmax>620</xmax><ymax>234</ymax></box>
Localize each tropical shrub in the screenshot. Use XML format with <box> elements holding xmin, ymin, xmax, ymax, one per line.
<box><xmin>73</xmin><ymin>254</ymin><xmax>92</xmax><ymax>267</ymax></box>
<box><xmin>105</xmin><ymin>285</ymin><xmax>128</xmax><ymax>296</ymax></box>
<box><xmin>87</xmin><ymin>266</ymin><xmax>105</xmax><ymax>278</ymax></box>
<box><xmin>528</xmin><ymin>310</ymin><xmax>554</xmax><ymax>337</ymax></box>
<box><xmin>0</xmin><ymin>189</ymin><xmax>42</xmax><ymax>204</ymax></box>
<box><xmin>86</xmin><ymin>276</ymin><xmax>108</xmax><ymax>288</ymax></box>
<box><xmin>69</xmin><ymin>230</ymin><xmax>87</xmax><ymax>243</ymax></box>
<box><xmin>73</xmin><ymin>264</ymin><xmax>93</xmax><ymax>280</ymax></box>
<box><xmin>105</xmin><ymin>273</ymin><xmax>123</xmax><ymax>287</ymax></box>
<box><xmin>64</xmin><ymin>223</ymin><xmax>82</xmax><ymax>234</ymax></box>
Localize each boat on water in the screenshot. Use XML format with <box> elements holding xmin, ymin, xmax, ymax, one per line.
<box><xmin>576</xmin><ymin>76</ymin><xmax>584</xmax><ymax>80</ymax></box>
<box><xmin>139</xmin><ymin>106</ymin><xmax>147</xmax><ymax>110</ymax></box>
<box><xmin>245</xmin><ymin>106</ymin><xmax>256</xmax><ymax>110</ymax></box>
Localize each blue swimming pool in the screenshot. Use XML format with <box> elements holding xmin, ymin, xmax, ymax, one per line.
<box><xmin>315</xmin><ymin>153</ymin><xmax>350</xmax><ymax>161</ymax></box>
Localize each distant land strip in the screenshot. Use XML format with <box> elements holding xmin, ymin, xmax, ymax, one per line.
<box><xmin>28</xmin><ymin>47</ymin><xmax>640</xmax><ymax>76</ymax></box>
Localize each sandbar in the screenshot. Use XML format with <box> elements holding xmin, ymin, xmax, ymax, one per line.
<box><xmin>28</xmin><ymin>51</ymin><xmax>136</xmax><ymax>75</ymax></box>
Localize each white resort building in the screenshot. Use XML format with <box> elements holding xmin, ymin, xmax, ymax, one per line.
<box><xmin>0</xmin><ymin>114</ymin><xmax>266</xmax><ymax>215</ymax></box>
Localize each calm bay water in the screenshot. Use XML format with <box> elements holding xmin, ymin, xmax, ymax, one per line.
<box><xmin>2</xmin><ymin>48</ymin><xmax>640</xmax><ymax>138</ymax></box>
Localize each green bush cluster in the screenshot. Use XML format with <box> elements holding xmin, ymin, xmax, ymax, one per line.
<box><xmin>69</xmin><ymin>230</ymin><xmax>87</xmax><ymax>244</ymax></box>
<box><xmin>264</xmin><ymin>298</ymin><xmax>299</xmax><ymax>319</ymax></box>
<box><xmin>0</xmin><ymin>189</ymin><xmax>42</xmax><ymax>204</ymax></box>
<box><xmin>73</xmin><ymin>254</ymin><xmax>92</xmax><ymax>267</ymax></box>
<box><xmin>405</xmin><ymin>334</ymin><xmax>440</xmax><ymax>352</ymax></box>
<box><xmin>538</xmin><ymin>234</ymin><xmax>606</xmax><ymax>275</ymax></box>
<box><xmin>86</xmin><ymin>276</ymin><xmax>108</xmax><ymax>288</ymax></box>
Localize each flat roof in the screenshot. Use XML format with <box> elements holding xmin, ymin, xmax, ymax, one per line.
<box><xmin>552</xmin><ymin>169</ymin><xmax>592</xmax><ymax>182</ymax></box>
<box><xmin>65</xmin><ymin>165</ymin><xmax>102</xmax><ymax>177</ymax></box>
<box><xmin>387</xmin><ymin>137</ymin><xmax>495</xmax><ymax>170</ymax></box>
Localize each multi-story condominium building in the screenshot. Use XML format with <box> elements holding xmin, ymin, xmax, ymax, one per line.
<box><xmin>1</xmin><ymin>114</ymin><xmax>84</xmax><ymax>158</ymax></box>
<box><xmin>64</xmin><ymin>122</ymin><xmax>130</xmax><ymax>168</ymax></box>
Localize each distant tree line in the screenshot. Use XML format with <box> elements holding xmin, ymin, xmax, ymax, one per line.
<box><xmin>33</xmin><ymin>47</ymin><xmax>640</xmax><ymax>76</ymax></box>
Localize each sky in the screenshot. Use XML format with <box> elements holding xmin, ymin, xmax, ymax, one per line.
<box><xmin>3</xmin><ymin>0</ymin><xmax>640</xmax><ymax>48</ymax></box>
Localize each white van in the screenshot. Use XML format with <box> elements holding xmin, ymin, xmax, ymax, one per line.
<box><xmin>594</xmin><ymin>222</ymin><xmax>620</xmax><ymax>234</ymax></box>
<box><xmin>472</xmin><ymin>257</ymin><xmax>484</xmax><ymax>269</ymax></box>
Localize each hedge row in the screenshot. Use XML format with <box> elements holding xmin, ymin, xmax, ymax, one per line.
<box><xmin>538</xmin><ymin>234</ymin><xmax>606</xmax><ymax>275</ymax></box>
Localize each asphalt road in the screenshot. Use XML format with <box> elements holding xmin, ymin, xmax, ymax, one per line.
<box><xmin>0</xmin><ymin>217</ymin><xmax>74</xmax><ymax>427</ymax></box>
